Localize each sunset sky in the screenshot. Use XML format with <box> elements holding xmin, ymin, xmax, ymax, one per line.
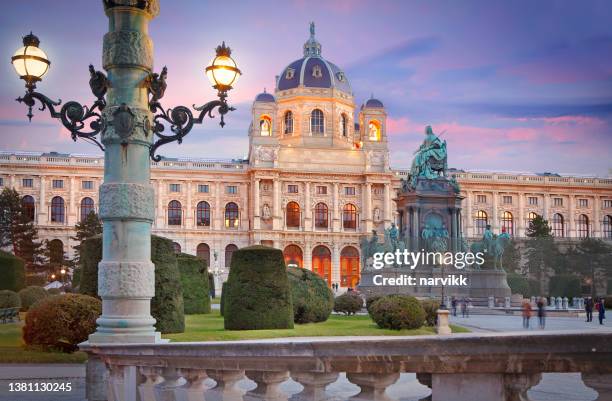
<box><xmin>0</xmin><ymin>1</ymin><xmax>611</xmax><ymax>176</ymax></box>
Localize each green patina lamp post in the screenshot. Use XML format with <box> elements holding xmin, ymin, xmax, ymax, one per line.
<box><xmin>10</xmin><ymin>0</ymin><xmax>240</xmax><ymax>343</ymax></box>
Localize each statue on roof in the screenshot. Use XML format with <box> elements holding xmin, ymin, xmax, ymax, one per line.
<box><xmin>310</xmin><ymin>21</ymin><xmax>315</xmax><ymax>36</ymax></box>
<box><xmin>409</xmin><ymin>125</ymin><xmax>448</xmax><ymax>189</ymax></box>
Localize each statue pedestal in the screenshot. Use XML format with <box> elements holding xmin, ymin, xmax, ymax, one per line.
<box><xmin>467</xmin><ymin>270</ymin><xmax>511</xmax><ymax>306</ymax></box>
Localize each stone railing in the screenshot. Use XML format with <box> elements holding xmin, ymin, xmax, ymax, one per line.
<box><xmin>80</xmin><ymin>331</ymin><xmax>612</xmax><ymax>401</ymax></box>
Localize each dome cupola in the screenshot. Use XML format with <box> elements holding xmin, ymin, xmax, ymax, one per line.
<box><xmin>255</xmin><ymin>88</ymin><xmax>275</xmax><ymax>103</ymax></box>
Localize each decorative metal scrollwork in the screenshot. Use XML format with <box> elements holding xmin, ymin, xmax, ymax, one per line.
<box><xmin>147</xmin><ymin>66</ymin><xmax>235</xmax><ymax>162</ymax></box>
<box><xmin>15</xmin><ymin>64</ymin><xmax>108</xmax><ymax>151</ymax></box>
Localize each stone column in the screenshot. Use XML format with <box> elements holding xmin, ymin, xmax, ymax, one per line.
<box><xmin>518</xmin><ymin>193</ymin><xmax>524</xmax><ymax>237</ymax></box>
<box><xmin>186</xmin><ymin>181</ymin><xmax>193</xmax><ymax>229</ymax></box>
<box><xmin>38</xmin><ymin>176</ymin><xmax>46</xmax><ymax>223</ymax></box>
<box><xmin>304</xmin><ymin>240</ymin><xmax>312</xmax><ymax>271</ymax></box>
<box><xmin>332</xmin><ymin>242</ymin><xmax>340</xmax><ymax>287</ymax></box>
<box><xmin>466</xmin><ymin>191</ymin><xmax>473</xmax><ymax>237</ymax></box>
<box><xmin>384</xmin><ymin>182</ymin><xmax>391</xmax><ymax>225</ymax></box>
<box><xmin>304</xmin><ymin>181</ymin><xmax>311</xmax><ymax>231</ymax></box>
<box><xmin>543</xmin><ymin>193</ymin><xmax>549</xmax><ymax>221</ymax></box>
<box><xmin>253</xmin><ymin>178</ymin><xmax>260</xmax><ymax>230</ymax></box>
<box><xmin>492</xmin><ymin>191</ymin><xmax>498</xmax><ymax>231</ymax></box>
<box><xmin>89</xmin><ymin>0</ymin><xmax>161</xmax><ymax>344</ymax></box>
<box><xmin>332</xmin><ymin>182</ymin><xmax>339</xmax><ymax>231</ymax></box>
<box><xmin>273</xmin><ymin>178</ymin><xmax>281</xmax><ymax>230</ymax></box>
<box><xmin>593</xmin><ymin>195</ymin><xmax>601</xmax><ymax>237</ymax></box>
<box><xmin>364</xmin><ymin>182</ymin><xmax>372</xmax><ymax>232</ymax></box>
<box><xmin>69</xmin><ymin>176</ymin><xmax>76</xmax><ymax>225</ymax></box>
<box><xmin>568</xmin><ymin>195</ymin><xmax>575</xmax><ymax>237</ymax></box>
<box><xmin>156</xmin><ymin>179</ymin><xmax>164</xmax><ymax>228</ymax></box>
<box><xmin>215</xmin><ymin>181</ymin><xmax>221</xmax><ymax>230</ymax></box>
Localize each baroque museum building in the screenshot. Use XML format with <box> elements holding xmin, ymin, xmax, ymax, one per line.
<box><xmin>1</xmin><ymin>27</ymin><xmax>611</xmax><ymax>288</ymax></box>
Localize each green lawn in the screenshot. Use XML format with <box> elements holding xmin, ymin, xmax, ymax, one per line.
<box><xmin>164</xmin><ymin>312</ymin><xmax>469</xmax><ymax>342</ymax></box>
<box><xmin>211</xmin><ymin>297</ymin><xmax>221</xmax><ymax>305</ymax></box>
<box><xmin>0</xmin><ymin>313</ymin><xmax>468</xmax><ymax>363</ymax></box>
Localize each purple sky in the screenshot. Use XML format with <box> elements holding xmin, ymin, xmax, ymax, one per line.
<box><xmin>1</xmin><ymin>1</ymin><xmax>611</xmax><ymax>176</ymax></box>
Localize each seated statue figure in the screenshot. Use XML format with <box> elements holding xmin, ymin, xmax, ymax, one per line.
<box><xmin>410</xmin><ymin>125</ymin><xmax>448</xmax><ymax>188</ymax></box>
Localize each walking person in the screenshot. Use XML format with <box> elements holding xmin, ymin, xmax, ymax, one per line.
<box><xmin>585</xmin><ymin>297</ymin><xmax>593</xmax><ymax>322</ymax></box>
<box><xmin>522</xmin><ymin>299</ymin><xmax>532</xmax><ymax>329</ymax></box>
<box><xmin>451</xmin><ymin>297</ymin><xmax>457</xmax><ymax>317</ymax></box>
<box><xmin>596</xmin><ymin>298</ymin><xmax>606</xmax><ymax>325</ymax></box>
<box><xmin>537</xmin><ymin>297</ymin><xmax>546</xmax><ymax>329</ymax></box>
<box><xmin>460</xmin><ymin>297</ymin><xmax>467</xmax><ymax>318</ymax></box>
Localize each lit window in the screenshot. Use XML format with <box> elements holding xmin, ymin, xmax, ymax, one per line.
<box><xmin>528</xmin><ymin>197</ymin><xmax>538</xmax><ymax>206</ymax></box>
<box><xmin>316</xmin><ymin>186</ymin><xmax>327</xmax><ymax>195</ymax></box>
<box><xmin>259</xmin><ymin>116</ymin><xmax>272</xmax><ymax>136</ymax></box>
<box><xmin>288</xmin><ymin>185</ymin><xmax>298</xmax><ymax>194</ymax></box>
<box><xmin>501</xmin><ymin>211</ymin><xmax>513</xmax><ymax>235</ymax></box>
<box><xmin>167</xmin><ymin>200</ymin><xmax>182</xmax><ymax>226</ymax></box>
<box><xmin>284</xmin><ymin>111</ymin><xmax>293</xmax><ymax>135</ymax></box>
<box><xmin>315</xmin><ymin>203</ymin><xmax>328</xmax><ymax>229</ymax></box>
<box><xmin>21</xmin><ymin>195</ymin><xmax>35</xmax><ymax>222</ymax></box>
<box><xmin>52</xmin><ymin>179</ymin><xmax>64</xmax><ymax>189</ymax></box>
<box><xmin>286</xmin><ymin>202</ymin><xmax>300</xmax><ymax>228</ymax></box>
<box><xmin>285</xmin><ymin>68</ymin><xmax>295</xmax><ymax>80</ymax></box>
<box><xmin>502</xmin><ymin>196</ymin><xmax>512</xmax><ymax>204</ymax></box>
<box><xmin>312</xmin><ymin>64</ymin><xmax>322</xmax><ymax>78</ymax></box>
<box><xmin>196</xmin><ymin>201</ymin><xmax>211</xmax><ymax>227</ymax></box>
<box><xmin>82</xmin><ymin>180</ymin><xmax>94</xmax><ymax>190</ymax></box>
<box><xmin>198</xmin><ymin>184</ymin><xmax>209</xmax><ymax>193</ymax></box>
<box><xmin>475</xmin><ymin>210</ymin><xmax>488</xmax><ymax>235</ymax></box>
<box><xmin>527</xmin><ymin>212</ymin><xmax>539</xmax><ymax>226</ymax></box>
<box><xmin>169</xmin><ymin>183</ymin><xmax>180</xmax><ymax>193</ymax></box>
<box><xmin>22</xmin><ymin>178</ymin><xmax>33</xmax><ymax>188</ymax></box>
<box><xmin>51</xmin><ymin>196</ymin><xmax>65</xmax><ymax>223</ymax></box>
<box><xmin>553</xmin><ymin>198</ymin><xmax>563</xmax><ymax>207</ymax></box>
<box><xmin>80</xmin><ymin>197</ymin><xmax>95</xmax><ymax>221</ymax></box>
<box><xmin>345</xmin><ymin>187</ymin><xmax>355</xmax><ymax>196</ymax></box>
<box><xmin>578</xmin><ymin>198</ymin><xmax>588</xmax><ymax>208</ymax></box>
<box><xmin>227</xmin><ymin>185</ymin><xmax>237</xmax><ymax>194</ymax></box>
<box><xmin>603</xmin><ymin>215</ymin><xmax>612</xmax><ymax>238</ymax></box>
<box><xmin>343</xmin><ymin>204</ymin><xmax>357</xmax><ymax>230</ymax></box>
<box><xmin>477</xmin><ymin>195</ymin><xmax>487</xmax><ymax>203</ymax></box>
<box><xmin>341</xmin><ymin>114</ymin><xmax>348</xmax><ymax>137</ymax></box>
<box><xmin>225</xmin><ymin>202</ymin><xmax>239</xmax><ymax>228</ymax></box>
<box><xmin>310</xmin><ymin>109</ymin><xmax>324</xmax><ymax>135</ymax></box>
<box><xmin>368</xmin><ymin>120</ymin><xmax>381</xmax><ymax>141</ymax></box>
<box><xmin>552</xmin><ymin>213</ymin><xmax>564</xmax><ymax>237</ymax></box>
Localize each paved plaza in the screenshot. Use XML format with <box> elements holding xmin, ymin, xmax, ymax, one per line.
<box><xmin>449</xmin><ymin>312</ymin><xmax>612</xmax><ymax>333</ymax></box>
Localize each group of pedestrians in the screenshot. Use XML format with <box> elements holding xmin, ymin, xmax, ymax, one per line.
<box><xmin>584</xmin><ymin>297</ymin><xmax>606</xmax><ymax>325</ymax></box>
<box><xmin>522</xmin><ymin>297</ymin><xmax>547</xmax><ymax>329</ymax></box>
<box><xmin>450</xmin><ymin>297</ymin><xmax>472</xmax><ymax>318</ymax></box>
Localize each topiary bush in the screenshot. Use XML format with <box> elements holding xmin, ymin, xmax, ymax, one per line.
<box><xmin>150</xmin><ymin>236</ymin><xmax>185</xmax><ymax>333</ymax></box>
<box><xmin>208</xmin><ymin>272</ymin><xmax>215</xmax><ymax>298</ymax></box>
<box><xmin>220</xmin><ymin>282</ymin><xmax>227</xmax><ymax>317</ymax></box>
<box><xmin>0</xmin><ymin>250</ymin><xmax>25</xmax><ymax>292</ymax></box>
<box><xmin>420</xmin><ymin>299</ymin><xmax>440</xmax><ymax>326</ymax></box>
<box><xmin>370</xmin><ymin>295</ymin><xmax>426</xmax><ymax>330</ymax></box>
<box><xmin>18</xmin><ymin>286</ymin><xmax>49</xmax><ymax>311</ymax></box>
<box><xmin>25</xmin><ymin>275</ymin><xmax>46</xmax><ymax>287</ymax></box>
<box><xmin>22</xmin><ymin>294</ymin><xmax>101</xmax><ymax>352</ymax></box>
<box><xmin>549</xmin><ymin>275</ymin><xmax>581</xmax><ymax>298</ymax></box>
<box><xmin>77</xmin><ymin>235</ymin><xmax>185</xmax><ymax>334</ymax></box>
<box><xmin>333</xmin><ymin>292</ymin><xmax>363</xmax><ymax>315</ymax></box>
<box><xmin>47</xmin><ymin>288</ymin><xmax>62</xmax><ymax>296</ymax></box>
<box><xmin>0</xmin><ymin>290</ymin><xmax>21</xmax><ymax>309</ymax></box>
<box><xmin>287</xmin><ymin>266</ymin><xmax>333</xmax><ymax>324</ymax></box>
<box><xmin>366</xmin><ymin>295</ymin><xmax>382</xmax><ymax>314</ymax></box>
<box><xmin>177</xmin><ymin>253</ymin><xmax>211</xmax><ymax>315</ymax></box>
<box><xmin>224</xmin><ymin>246</ymin><xmax>293</xmax><ymax>330</ymax></box>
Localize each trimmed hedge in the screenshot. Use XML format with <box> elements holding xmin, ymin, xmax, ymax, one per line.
<box><xmin>333</xmin><ymin>292</ymin><xmax>363</xmax><ymax>315</ymax></box>
<box><xmin>0</xmin><ymin>290</ymin><xmax>21</xmax><ymax>309</ymax></box>
<box><xmin>420</xmin><ymin>299</ymin><xmax>440</xmax><ymax>326</ymax></box>
<box><xmin>287</xmin><ymin>266</ymin><xmax>333</xmax><ymax>324</ymax></box>
<box><xmin>47</xmin><ymin>288</ymin><xmax>62</xmax><ymax>296</ymax></box>
<box><xmin>177</xmin><ymin>253</ymin><xmax>211</xmax><ymax>315</ymax></box>
<box><xmin>23</xmin><ymin>294</ymin><xmax>101</xmax><ymax>352</ymax></box>
<box><xmin>366</xmin><ymin>295</ymin><xmax>382</xmax><ymax>314</ymax></box>
<box><xmin>220</xmin><ymin>282</ymin><xmax>227</xmax><ymax>317</ymax></box>
<box><xmin>78</xmin><ymin>235</ymin><xmax>185</xmax><ymax>334</ymax></box>
<box><xmin>0</xmin><ymin>251</ymin><xmax>25</xmax><ymax>292</ymax></box>
<box><xmin>549</xmin><ymin>275</ymin><xmax>581</xmax><ymax>298</ymax></box>
<box><xmin>224</xmin><ymin>246</ymin><xmax>293</xmax><ymax>330</ymax></box>
<box><xmin>370</xmin><ymin>295</ymin><xmax>426</xmax><ymax>330</ymax></box>
<box><xmin>18</xmin><ymin>286</ymin><xmax>49</xmax><ymax>311</ymax></box>
<box><xmin>25</xmin><ymin>275</ymin><xmax>46</xmax><ymax>287</ymax></box>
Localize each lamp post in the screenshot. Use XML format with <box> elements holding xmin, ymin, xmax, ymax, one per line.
<box><xmin>10</xmin><ymin>0</ymin><xmax>240</xmax><ymax>344</ymax></box>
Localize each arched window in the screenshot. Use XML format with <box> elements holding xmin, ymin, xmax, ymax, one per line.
<box><xmin>343</xmin><ymin>203</ymin><xmax>357</xmax><ymax>230</ymax></box>
<box><xmin>310</xmin><ymin>109</ymin><xmax>324</xmax><ymax>135</ymax></box>
<box><xmin>311</xmin><ymin>245</ymin><xmax>331</xmax><ymax>285</ymax></box>
<box><xmin>314</xmin><ymin>202</ymin><xmax>328</xmax><ymax>229</ymax></box>
<box><xmin>21</xmin><ymin>195</ymin><xmax>35</xmax><ymax>222</ymax></box>
<box><xmin>603</xmin><ymin>215</ymin><xmax>612</xmax><ymax>239</ymax></box>
<box><xmin>577</xmin><ymin>214</ymin><xmax>589</xmax><ymax>238</ymax></box>
<box><xmin>552</xmin><ymin>213</ymin><xmax>564</xmax><ymax>237</ymax></box>
<box><xmin>48</xmin><ymin>239</ymin><xmax>64</xmax><ymax>266</ymax></box>
<box><xmin>340</xmin><ymin>246</ymin><xmax>360</xmax><ymax>288</ymax></box>
<box><xmin>196</xmin><ymin>243</ymin><xmax>210</xmax><ymax>267</ymax></box>
<box><xmin>51</xmin><ymin>196</ymin><xmax>65</xmax><ymax>223</ymax></box>
<box><xmin>501</xmin><ymin>211</ymin><xmax>513</xmax><ymax>235</ymax></box>
<box><xmin>284</xmin><ymin>111</ymin><xmax>293</xmax><ymax>135</ymax></box>
<box><xmin>368</xmin><ymin>120</ymin><xmax>381</xmax><ymax>141</ymax></box>
<box><xmin>225</xmin><ymin>244</ymin><xmax>238</xmax><ymax>268</ymax></box>
<box><xmin>259</xmin><ymin>115</ymin><xmax>272</xmax><ymax>136</ymax></box>
<box><xmin>225</xmin><ymin>202</ymin><xmax>239</xmax><ymax>228</ymax></box>
<box><xmin>286</xmin><ymin>201</ymin><xmax>300</xmax><ymax>228</ymax></box>
<box><xmin>196</xmin><ymin>201</ymin><xmax>211</xmax><ymax>227</ymax></box>
<box><xmin>475</xmin><ymin>210</ymin><xmax>488</xmax><ymax>235</ymax></box>
<box><xmin>283</xmin><ymin>244</ymin><xmax>303</xmax><ymax>268</ymax></box>
<box><xmin>341</xmin><ymin>114</ymin><xmax>348</xmax><ymax>137</ymax></box>
<box><xmin>527</xmin><ymin>212</ymin><xmax>539</xmax><ymax>226</ymax></box>
<box><xmin>167</xmin><ymin>200</ymin><xmax>182</xmax><ymax>226</ymax></box>
<box><xmin>80</xmin><ymin>197</ymin><xmax>95</xmax><ymax>221</ymax></box>
<box><xmin>172</xmin><ymin>242</ymin><xmax>181</xmax><ymax>254</ymax></box>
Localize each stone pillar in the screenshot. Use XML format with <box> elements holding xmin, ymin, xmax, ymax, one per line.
<box><xmin>518</xmin><ymin>193</ymin><xmax>524</xmax><ymax>237</ymax></box>
<box><xmin>89</xmin><ymin>0</ymin><xmax>161</xmax><ymax>344</ymax></box>
<box><xmin>568</xmin><ymin>195</ymin><xmax>575</xmax><ymax>237</ymax></box>
<box><xmin>492</xmin><ymin>191</ymin><xmax>499</xmax><ymax>231</ymax></box>
<box><xmin>304</xmin><ymin>240</ymin><xmax>312</xmax><ymax>270</ymax></box>
<box><xmin>436</xmin><ymin>309</ymin><xmax>451</xmax><ymax>335</ymax></box>
<box><xmin>332</xmin><ymin>242</ymin><xmax>340</xmax><ymax>287</ymax></box>
<box><xmin>156</xmin><ymin>179</ymin><xmax>164</xmax><ymax>228</ymax></box>
<box><xmin>384</xmin><ymin>182</ymin><xmax>391</xmax><ymax>226</ymax></box>
<box><xmin>273</xmin><ymin>179</ymin><xmax>281</xmax><ymax>230</ymax></box>
<box><xmin>593</xmin><ymin>195</ymin><xmax>601</xmax><ymax>237</ymax></box>
<box><xmin>69</xmin><ymin>176</ymin><xmax>76</xmax><ymax>225</ymax></box>
<box><xmin>38</xmin><ymin>176</ymin><xmax>46</xmax><ymax>223</ymax></box>
<box><xmin>346</xmin><ymin>372</ymin><xmax>400</xmax><ymax>401</ymax></box>
<box><xmin>364</xmin><ymin>182</ymin><xmax>372</xmax><ymax>232</ymax></box>
<box><xmin>215</xmin><ymin>181</ymin><xmax>221</xmax><ymax>230</ymax></box>
<box><xmin>291</xmin><ymin>372</ymin><xmax>338</xmax><ymax>401</ymax></box>
<box><xmin>304</xmin><ymin>181</ymin><xmax>311</xmax><ymax>231</ymax></box>
<box><xmin>253</xmin><ymin>178</ymin><xmax>260</xmax><ymax>230</ymax></box>
<box><xmin>543</xmin><ymin>193</ymin><xmax>549</xmax><ymax>221</ymax></box>
<box><xmin>245</xmin><ymin>370</ymin><xmax>289</xmax><ymax>401</ymax></box>
<box><xmin>466</xmin><ymin>191</ymin><xmax>473</xmax><ymax>237</ymax></box>
<box><xmin>332</xmin><ymin>182</ymin><xmax>339</xmax><ymax>232</ymax></box>
<box><xmin>185</xmin><ymin>181</ymin><xmax>193</xmax><ymax>229</ymax></box>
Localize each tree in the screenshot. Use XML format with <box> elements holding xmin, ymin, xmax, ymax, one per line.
<box><xmin>523</xmin><ymin>215</ymin><xmax>561</xmax><ymax>295</ymax></box>
<box><xmin>502</xmin><ymin>239</ymin><xmax>522</xmax><ymax>274</ymax></box>
<box><xmin>569</xmin><ymin>238</ymin><xmax>612</xmax><ymax>297</ymax></box>
<box><xmin>525</xmin><ymin>215</ymin><xmax>552</xmax><ymax>238</ymax></box>
<box><xmin>71</xmin><ymin>211</ymin><xmax>102</xmax><ymax>266</ymax></box>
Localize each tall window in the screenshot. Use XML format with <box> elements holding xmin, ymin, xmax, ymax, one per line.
<box><xmin>259</xmin><ymin>116</ymin><xmax>272</xmax><ymax>136</ymax></box>
<box><xmin>51</xmin><ymin>196</ymin><xmax>65</xmax><ymax>223</ymax></box>
<box><xmin>577</xmin><ymin>214</ymin><xmax>589</xmax><ymax>238</ymax></box>
<box><xmin>475</xmin><ymin>210</ymin><xmax>488</xmax><ymax>235</ymax></box>
<box><xmin>315</xmin><ymin>202</ymin><xmax>328</xmax><ymax>229</ymax></box>
<box><xmin>341</xmin><ymin>114</ymin><xmax>348</xmax><ymax>137</ymax></box>
<box><xmin>286</xmin><ymin>202</ymin><xmax>300</xmax><ymax>228</ymax></box>
<box><xmin>196</xmin><ymin>243</ymin><xmax>210</xmax><ymax>267</ymax></box>
<box><xmin>167</xmin><ymin>200</ymin><xmax>182</xmax><ymax>226</ymax></box>
<box><xmin>284</xmin><ymin>111</ymin><xmax>293</xmax><ymax>135</ymax></box>
<box><xmin>225</xmin><ymin>202</ymin><xmax>239</xmax><ymax>228</ymax></box>
<box><xmin>368</xmin><ymin>120</ymin><xmax>381</xmax><ymax>141</ymax></box>
<box><xmin>527</xmin><ymin>212</ymin><xmax>539</xmax><ymax>226</ymax></box>
<box><xmin>172</xmin><ymin>242</ymin><xmax>181</xmax><ymax>253</ymax></box>
<box><xmin>552</xmin><ymin>213</ymin><xmax>564</xmax><ymax>237</ymax></box>
<box><xmin>80</xmin><ymin>197</ymin><xmax>95</xmax><ymax>221</ymax></box>
<box><xmin>501</xmin><ymin>211</ymin><xmax>513</xmax><ymax>235</ymax></box>
<box><xmin>343</xmin><ymin>203</ymin><xmax>357</xmax><ymax>230</ymax></box>
<box><xmin>310</xmin><ymin>109</ymin><xmax>324</xmax><ymax>135</ymax></box>
<box><xmin>603</xmin><ymin>215</ymin><xmax>612</xmax><ymax>239</ymax></box>
<box><xmin>21</xmin><ymin>195</ymin><xmax>35</xmax><ymax>222</ymax></box>
<box><xmin>340</xmin><ymin>246</ymin><xmax>360</xmax><ymax>288</ymax></box>
<box><xmin>283</xmin><ymin>244</ymin><xmax>303</xmax><ymax>268</ymax></box>
<box><xmin>225</xmin><ymin>244</ymin><xmax>238</xmax><ymax>268</ymax></box>
<box><xmin>196</xmin><ymin>201</ymin><xmax>211</xmax><ymax>227</ymax></box>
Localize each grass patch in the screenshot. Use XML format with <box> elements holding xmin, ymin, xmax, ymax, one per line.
<box><xmin>211</xmin><ymin>297</ymin><xmax>220</xmax><ymax>305</ymax></box>
<box><xmin>164</xmin><ymin>312</ymin><xmax>469</xmax><ymax>342</ymax></box>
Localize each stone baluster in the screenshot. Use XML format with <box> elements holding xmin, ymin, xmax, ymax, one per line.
<box><xmin>436</xmin><ymin>309</ymin><xmax>451</xmax><ymax>335</ymax></box>
<box><xmin>156</xmin><ymin>367</ymin><xmax>186</xmax><ymax>401</ymax></box>
<box><xmin>346</xmin><ymin>372</ymin><xmax>400</xmax><ymax>401</ymax></box>
<box><xmin>86</xmin><ymin>356</ymin><xmax>109</xmax><ymax>401</ymax></box>
<box><xmin>415</xmin><ymin>373</ymin><xmax>432</xmax><ymax>401</ymax></box>
<box><xmin>582</xmin><ymin>373</ymin><xmax>612</xmax><ymax>401</ymax></box>
<box><xmin>290</xmin><ymin>372</ymin><xmax>338</xmax><ymax>401</ymax></box>
<box><xmin>562</xmin><ymin>297</ymin><xmax>569</xmax><ymax>310</ymax></box>
<box><xmin>176</xmin><ymin>368</ymin><xmax>209</xmax><ymax>401</ymax></box>
<box><xmin>504</xmin><ymin>373</ymin><xmax>541</xmax><ymax>401</ymax></box>
<box><xmin>139</xmin><ymin>366</ymin><xmax>164</xmax><ymax>401</ymax></box>
<box><xmin>206</xmin><ymin>369</ymin><xmax>246</xmax><ymax>401</ymax></box>
<box><xmin>107</xmin><ymin>364</ymin><xmax>140</xmax><ymax>401</ymax></box>
<box><xmin>245</xmin><ymin>370</ymin><xmax>290</xmax><ymax>401</ymax></box>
